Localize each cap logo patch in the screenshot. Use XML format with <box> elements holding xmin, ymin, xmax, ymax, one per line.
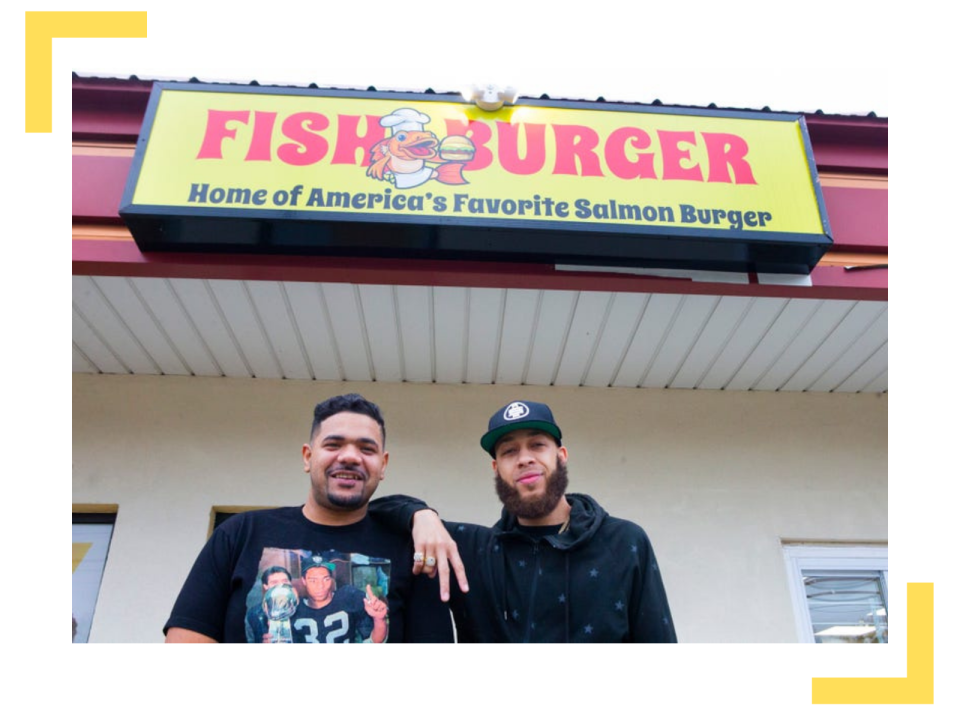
<box><xmin>504</xmin><ymin>402</ymin><xmax>530</xmax><ymax>421</ymax></box>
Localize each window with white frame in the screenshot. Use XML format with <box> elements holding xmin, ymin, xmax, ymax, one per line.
<box><xmin>782</xmin><ymin>544</ymin><xmax>888</xmax><ymax>644</ymax></box>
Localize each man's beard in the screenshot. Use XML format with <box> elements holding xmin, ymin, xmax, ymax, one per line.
<box><xmin>326</xmin><ymin>486</ymin><xmax>366</xmax><ymax>509</ymax></box>
<box><xmin>318</xmin><ymin>465</ymin><xmax>370</xmax><ymax>510</ymax></box>
<box><xmin>495</xmin><ymin>460</ymin><xmax>569</xmax><ymax>520</ymax></box>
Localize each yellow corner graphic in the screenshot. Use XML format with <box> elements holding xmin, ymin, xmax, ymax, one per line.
<box><xmin>812</xmin><ymin>582</ymin><xmax>933</xmax><ymax>704</ymax></box>
<box><xmin>23</xmin><ymin>10</ymin><xmax>147</xmax><ymax>135</ymax></box>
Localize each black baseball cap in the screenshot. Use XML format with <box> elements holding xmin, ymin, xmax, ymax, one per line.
<box><xmin>480</xmin><ymin>400</ymin><xmax>563</xmax><ymax>457</ymax></box>
<box><xmin>301</xmin><ymin>556</ymin><xmax>336</xmax><ymax>576</ymax></box>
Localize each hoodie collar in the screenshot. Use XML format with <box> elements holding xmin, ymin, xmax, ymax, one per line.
<box><xmin>494</xmin><ymin>493</ymin><xmax>607</xmax><ymax>550</ymax></box>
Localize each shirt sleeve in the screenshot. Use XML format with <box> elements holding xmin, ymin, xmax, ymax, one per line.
<box><xmin>630</xmin><ymin>527</ymin><xmax>678</xmax><ymax>643</ymax></box>
<box><xmin>367</xmin><ymin>494</ymin><xmax>433</xmax><ymax>533</ymax></box>
<box><xmin>163</xmin><ymin>517</ymin><xmax>243</xmax><ymax>642</ymax></box>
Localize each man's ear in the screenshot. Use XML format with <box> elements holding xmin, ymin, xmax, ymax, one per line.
<box><xmin>558</xmin><ymin>446</ymin><xmax>568</xmax><ymax>463</ymax></box>
<box><xmin>302</xmin><ymin>443</ymin><xmax>312</xmax><ymax>472</ymax></box>
<box><xmin>380</xmin><ymin>451</ymin><xmax>389</xmax><ymax>480</ymax></box>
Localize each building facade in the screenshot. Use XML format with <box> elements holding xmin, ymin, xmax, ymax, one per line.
<box><xmin>72</xmin><ymin>75</ymin><xmax>887</xmax><ymax>643</ymax></box>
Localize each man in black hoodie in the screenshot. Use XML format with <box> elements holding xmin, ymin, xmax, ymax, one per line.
<box><xmin>371</xmin><ymin>400</ymin><xmax>677</xmax><ymax>643</ymax></box>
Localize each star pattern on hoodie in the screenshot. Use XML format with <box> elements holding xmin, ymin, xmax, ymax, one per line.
<box><xmin>589</xmin><ymin>568</ymin><xmax>599</xmax><ymax>578</ymax></box>
<box><xmin>615</xmin><ymin>600</ymin><xmax>625</xmax><ymax>611</ymax></box>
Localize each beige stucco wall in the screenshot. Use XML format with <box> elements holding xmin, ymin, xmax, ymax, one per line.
<box><xmin>73</xmin><ymin>373</ymin><xmax>887</xmax><ymax>642</ymax></box>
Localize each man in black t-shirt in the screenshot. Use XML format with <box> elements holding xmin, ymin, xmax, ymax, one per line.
<box><xmin>164</xmin><ymin>394</ymin><xmax>453</xmax><ymax>644</ymax></box>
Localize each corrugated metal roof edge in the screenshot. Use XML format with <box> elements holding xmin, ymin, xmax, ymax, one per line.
<box><xmin>71</xmin><ymin>72</ymin><xmax>887</xmax><ymax>122</ymax></box>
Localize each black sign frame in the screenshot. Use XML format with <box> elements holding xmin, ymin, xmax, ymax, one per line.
<box><xmin>120</xmin><ymin>83</ymin><xmax>833</xmax><ymax>275</ymax></box>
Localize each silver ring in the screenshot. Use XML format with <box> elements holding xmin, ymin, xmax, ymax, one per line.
<box><xmin>425</xmin><ymin>556</ymin><xmax>437</xmax><ymax>568</ymax></box>
<box><xmin>413</xmin><ymin>552</ymin><xmax>425</xmax><ymax>564</ymax></box>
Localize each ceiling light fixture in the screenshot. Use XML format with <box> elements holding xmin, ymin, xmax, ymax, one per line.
<box><xmin>464</xmin><ymin>84</ymin><xmax>518</xmax><ymax>112</ymax></box>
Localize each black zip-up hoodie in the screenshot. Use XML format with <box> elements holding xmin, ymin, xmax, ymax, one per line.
<box><xmin>370</xmin><ymin>493</ymin><xmax>677</xmax><ymax>643</ymax></box>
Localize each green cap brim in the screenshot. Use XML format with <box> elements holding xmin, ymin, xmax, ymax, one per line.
<box><xmin>480</xmin><ymin>421</ymin><xmax>562</xmax><ymax>457</ymax></box>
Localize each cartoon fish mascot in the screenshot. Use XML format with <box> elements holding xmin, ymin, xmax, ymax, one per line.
<box><xmin>367</xmin><ymin>108</ymin><xmax>473</xmax><ymax>189</ymax></box>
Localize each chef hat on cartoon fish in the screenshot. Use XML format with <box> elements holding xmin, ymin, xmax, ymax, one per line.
<box><xmin>380</xmin><ymin>108</ymin><xmax>431</xmax><ymax>134</ymax></box>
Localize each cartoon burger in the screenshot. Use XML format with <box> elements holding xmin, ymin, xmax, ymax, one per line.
<box><xmin>439</xmin><ymin>135</ymin><xmax>476</xmax><ymax>162</ymax></box>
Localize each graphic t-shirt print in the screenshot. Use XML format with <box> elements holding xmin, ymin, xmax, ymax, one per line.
<box><xmin>244</xmin><ymin>548</ymin><xmax>391</xmax><ymax>643</ymax></box>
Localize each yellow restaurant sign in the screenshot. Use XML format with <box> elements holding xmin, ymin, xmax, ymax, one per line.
<box><xmin>120</xmin><ymin>83</ymin><xmax>832</xmax><ymax>273</ymax></box>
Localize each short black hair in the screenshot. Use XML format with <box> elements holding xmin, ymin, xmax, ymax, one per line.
<box><xmin>260</xmin><ymin>565</ymin><xmax>292</xmax><ymax>586</ymax></box>
<box><xmin>311</xmin><ymin>394</ymin><xmax>387</xmax><ymax>446</ymax></box>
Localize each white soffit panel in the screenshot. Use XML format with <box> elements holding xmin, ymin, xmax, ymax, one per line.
<box><xmin>525</xmin><ymin>290</ymin><xmax>578</xmax><ymax>386</ymax></box>
<box><xmin>284</xmin><ymin>281</ymin><xmax>343</xmax><ymax>381</ymax></box>
<box><xmin>724</xmin><ymin>298</ymin><xmax>822</xmax><ymax>391</ymax></box>
<box><xmin>582</xmin><ymin>292</ymin><xmax>650</xmax><ymax>388</ymax></box>
<box><xmin>554</xmin><ymin>291</ymin><xmax>614</xmax><ymax>387</ymax></box>
<box><xmin>73</xmin><ymin>276</ymin><xmax>159</xmax><ymax>374</ymax></box>
<box><xmin>433</xmin><ymin>286</ymin><xmax>468</xmax><ymax>385</ymax></box>
<box><xmin>698</xmin><ymin>297</ymin><xmax>788</xmax><ymax>390</ymax></box>
<box><xmin>496</xmin><ymin>289</ymin><xmax>541</xmax><ymax>385</ymax></box>
<box><xmin>781</xmin><ymin>302</ymin><xmax>887</xmax><ymax>392</ymax></box>
<box><xmin>753</xmin><ymin>300</ymin><xmax>856</xmax><ymax>391</ymax></box>
<box><xmin>321</xmin><ymin>284</ymin><xmax>373</xmax><ymax>382</ymax></box>
<box><xmin>92</xmin><ymin>276</ymin><xmax>190</xmax><ymax>376</ymax></box>
<box><xmin>671</xmin><ymin>296</ymin><xmax>753</xmax><ymax>390</ymax></box>
<box><xmin>395</xmin><ymin>286</ymin><xmax>434</xmax><ymax>383</ymax></box>
<box><xmin>357</xmin><ymin>285</ymin><xmax>403</xmax><ymax>384</ymax></box>
<box><xmin>168</xmin><ymin>278</ymin><xmax>250</xmax><ymax>378</ymax></box>
<box><xmin>613</xmin><ymin>293</ymin><xmax>684</xmax><ymax>388</ymax></box>
<box><xmin>131</xmin><ymin>277</ymin><xmax>221</xmax><ymax>376</ymax></box>
<box><xmin>72</xmin><ymin>276</ymin><xmax>887</xmax><ymax>393</ymax></box>
<box><xmin>643</xmin><ymin>294</ymin><xmax>720</xmax><ymax>388</ymax></box>
<box><xmin>247</xmin><ymin>281</ymin><xmax>313</xmax><ymax>380</ymax></box>
<box><xmin>466</xmin><ymin>288</ymin><xmax>505</xmax><ymax>384</ymax></box>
